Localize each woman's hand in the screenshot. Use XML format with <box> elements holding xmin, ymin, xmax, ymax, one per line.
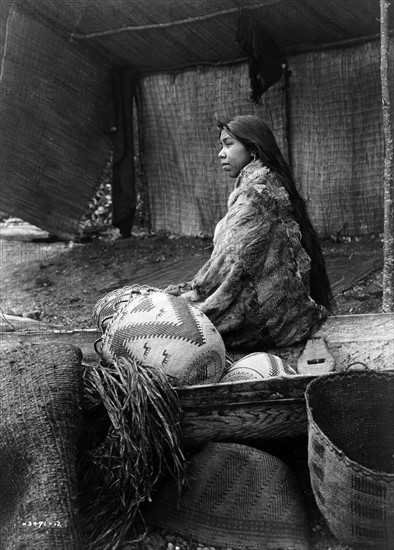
<box><xmin>164</xmin><ymin>284</ymin><xmax>183</xmax><ymax>296</ymax></box>
<box><xmin>180</xmin><ymin>290</ymin><xmax>199</xmax><ymax>302</ymax></box>
<box><xmin>164</xmin><ymin>282</ymin><xmax>193</xmax><ymax>296</ymax></box>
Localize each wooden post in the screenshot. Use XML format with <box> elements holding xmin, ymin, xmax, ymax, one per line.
<box><xmin>380</xmin><ymin>0</ymin><xmax>394</xmax><ymax>312</ymax></box>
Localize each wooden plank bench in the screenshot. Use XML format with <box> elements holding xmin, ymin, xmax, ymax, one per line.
<box><xmin>1</xmin><ymin>313</ymin><xmax>393</xmax><ymax>446</ymax></box>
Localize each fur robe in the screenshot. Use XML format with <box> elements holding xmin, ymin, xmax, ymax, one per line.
<box><xmin>179</xmin><ymin>161</ymin><xmax>328</xmax><ymax>350</ymax></box>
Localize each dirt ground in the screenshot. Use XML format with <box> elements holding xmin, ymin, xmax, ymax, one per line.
<box><xmin>0</xmin><ymin>225</ymin><xmax>211</xmax><ymax>326</ymax></box>
<box><xmin>0</xmin><ymin>221</ymin><xmax>387</xmax><ymax>550</ymax></box>
<box><xmin>0</xmin><ymin>222</ymin><xmax>384</xmax><ymax>326</ymax></box>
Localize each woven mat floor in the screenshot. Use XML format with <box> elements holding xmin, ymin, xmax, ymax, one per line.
<box><xmin>129</xmin><ymin>252</ymin><xmax>383</xmax><ymax>297</ymax></box>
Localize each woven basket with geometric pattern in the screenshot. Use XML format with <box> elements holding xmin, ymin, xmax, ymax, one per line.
<box><xmin>96</xmin><ymin>289</ymin><xmax>226</xmax><ymax>387</ymax></box>
<box><xmin>306</xmin><ymin>371</ymin><xmax>394</xmax><ymax>549</ymax></box>
<box><xmin>145</xmin><ymin>442</ymin><xmax>310</xmax><ymax>550</ymax></box>
<box><xmin>219</xmin><ymin>352</ymin><xmax>296</xmax><ymax>383</ymax></box>
<box><xmin>92</xmin><ymin>284</ymin><xmax>156</xmax><ymax>332</ymax></box>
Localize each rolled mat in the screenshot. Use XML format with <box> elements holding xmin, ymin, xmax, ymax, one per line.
<box><xmin>0</xmin><ymin>342</ymin><xmax>83</xmax><ymax>550</ymax></box>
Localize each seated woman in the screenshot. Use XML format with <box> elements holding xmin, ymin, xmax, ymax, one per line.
<box><xmin>167</xmin><ymin>115</ymin><xmax>334</xmax><ymax>350</ymax></box>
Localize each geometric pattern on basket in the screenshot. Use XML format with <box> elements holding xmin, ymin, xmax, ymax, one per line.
<box><xmin>144</xmin><ymin>442</ymin><xmax>310</xmax><ymax>550</ymax></box>
<box><xmin>219</xmin><ymin>352</ymin><xmax>296</xmax><ymax>383</ymax></box>
<box><xmin>100</xmin><ymin>291</ymin><xmax>226</xmax><ymax>387</ymax></box>
<box><xmin>92</xmin><ymin>284</ymin><xmax>159</xmax><ymax>332</ymax></box>
<box><xmin>306</xmin><ymin>371</ymin><xmax>394</xmax><ymax>549</ymax></box>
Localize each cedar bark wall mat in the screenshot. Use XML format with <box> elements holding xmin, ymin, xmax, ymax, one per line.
<box><xmin>290</xmin><ymin>39</ymin><xmax>394</xmax><ymax>237</ymax></box>
<box><xmin>139</xmin><ymin>63</ymin><xmax>287</xmax><ymax>237</ymax></box>
<box><xmin>0</xmin><ymin>9</ymin><xmax>111</xmax><ymax>239</ymax></box>
<box><xmin>1</xmin><ymin>2</ymin><xmax>393</xmax><ymax>239</ymax></box>
<box><xmin>139</xmin><ymin>39</ymin><xmax>394</xmax><ymax>238</ymax></box>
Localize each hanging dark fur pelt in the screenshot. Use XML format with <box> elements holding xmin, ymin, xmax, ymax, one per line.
<box><xmin>236</xmin><ymin>14</ymin><xmax>284</xmax><ymax>103</ymax></box>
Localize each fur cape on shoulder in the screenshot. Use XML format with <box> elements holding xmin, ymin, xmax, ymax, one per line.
<box><xmin>183</xmin><ymin>160</ymin><xmax>328</xmax><ymax>350</ymax></box>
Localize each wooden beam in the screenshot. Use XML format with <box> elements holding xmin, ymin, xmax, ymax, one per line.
<box><xmin>69</xmin><ymin>2</ymin><xmax>277</xmax><ymax>41</ymax></box>
<box><xmin>380</xmin><ymin>0</ymin><xmax>394</xmax><ymax>311</ymax></box>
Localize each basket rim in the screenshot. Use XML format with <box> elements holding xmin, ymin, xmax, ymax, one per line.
<box><xmin>306</xmin><ymin>371</ymin><xmax>394</xmax><ymax>480</ymax></box>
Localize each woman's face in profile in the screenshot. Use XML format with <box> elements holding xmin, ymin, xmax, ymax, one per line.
<box><xmin>218</xmin><ymin>129</ymin><xmax>252</xmax><ymax>178</ymax></box>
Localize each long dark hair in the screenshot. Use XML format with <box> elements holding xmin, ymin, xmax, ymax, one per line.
<box><xmin>217</xmin><ymin>115</ymin><xmax>334</xmax><ymax>312</ymax></box>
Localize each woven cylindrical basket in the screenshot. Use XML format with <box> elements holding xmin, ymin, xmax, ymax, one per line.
<box><xmin>305</xmin><ymin>371</ymin><xmax>394</xmax><ymax>549</ymax></box>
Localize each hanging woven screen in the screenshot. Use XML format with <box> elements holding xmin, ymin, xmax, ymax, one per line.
<box><xmin>0</xmin><ymin>9</ymin><xmax>111</xmax><ymax>239</ymax></box>
<box><xmin>138</xmin><ymin>62</ymin><xmax>287</xmax><ymax>237</ymax></box>
<box><xmin>138</xmin><ymin>39</ymin><xmax>393</xmax><ymax>238</ymax></box>
<box><xmin>290</xmin><ymin>40</ymin><xmax>394</xmax><ymax>237</ymax></box>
